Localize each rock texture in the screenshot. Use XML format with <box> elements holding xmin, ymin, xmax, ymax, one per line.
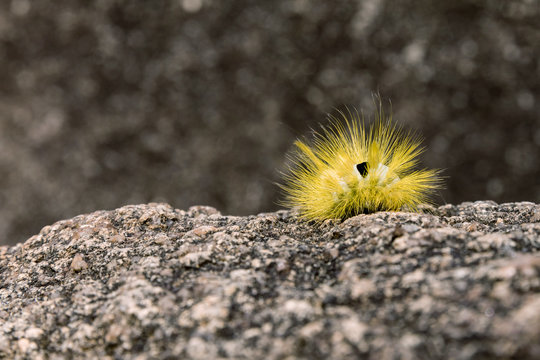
<box><xmin>1</xmin><ymin>201</ymin><xmax>539</xmax><ymax>359</ymax></box>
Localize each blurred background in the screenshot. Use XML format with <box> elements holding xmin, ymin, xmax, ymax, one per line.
<box><xmin>1</xmin><ymin>0</ymin><xmax>539</xmax><ymax>245</ymax></box>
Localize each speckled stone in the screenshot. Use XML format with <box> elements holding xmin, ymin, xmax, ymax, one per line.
<box><xmin>0</xmin><ymin>201</ymin><xmax>539</xmax><ymax>359</ymax></box>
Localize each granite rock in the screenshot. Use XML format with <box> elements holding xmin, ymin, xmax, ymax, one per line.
<box><xmin>0</xmin><ymin>201</ymin><xmax>539</xmax><ymax>359</ymax></box>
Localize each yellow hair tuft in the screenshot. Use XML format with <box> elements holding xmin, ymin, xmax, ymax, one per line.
<box><xmin>280</xmin><ymin>102</ymin><xmax>442</xmax><ymax>221</ymax></box>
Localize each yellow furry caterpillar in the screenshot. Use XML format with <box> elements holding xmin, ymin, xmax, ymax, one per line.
<box><xmin>280</xmin><ymin>103</ymin><xmax>442</xmax><ymax>221</ymax></box>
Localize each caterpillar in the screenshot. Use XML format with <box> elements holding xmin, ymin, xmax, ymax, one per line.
<box><xmin>280</xmin><ymin>101</ymin><xmax>442</xmax><ymax>221</ymax></box>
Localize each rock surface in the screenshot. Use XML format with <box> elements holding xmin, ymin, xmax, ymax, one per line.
<box><xmin>1</xmin><ymin>201</ymin><xmax>539</xmax><ymax>359</ymax></box>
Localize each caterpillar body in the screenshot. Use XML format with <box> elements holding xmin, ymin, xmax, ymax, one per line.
<box><xmin>280</xmin><ymin>104</ymin><xmax>442</xmax><ymax>221</ymax></box>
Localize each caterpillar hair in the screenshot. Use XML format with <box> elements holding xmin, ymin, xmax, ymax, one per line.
<box><xmin>280</xmin><ymin>100</ymin><xmax>442</xmax><ymax>221</ymax></box>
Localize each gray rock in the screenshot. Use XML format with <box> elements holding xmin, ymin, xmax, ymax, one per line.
<box><xmin>1</xmin><ymin>201</ymin><xmax>539</xmax><ymax>359</ymax></box>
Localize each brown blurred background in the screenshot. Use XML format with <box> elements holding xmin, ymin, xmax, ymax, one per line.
<box><xmin>1</xmin><ymin>0</ymin><xmax>539</xmax><ymax>245</ymax></box>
